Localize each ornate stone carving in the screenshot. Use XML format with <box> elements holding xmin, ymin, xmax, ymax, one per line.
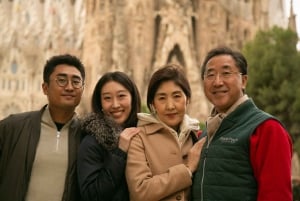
<box><xmin>0</xmin><ymin>0</ymin><xmax>288</xmax><ymax>122</ymax></box>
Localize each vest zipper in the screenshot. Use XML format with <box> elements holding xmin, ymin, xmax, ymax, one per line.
<box><xmin>201</xmin><ymin>134</ymin><xmax>214</xmax><ymax>201</ymax></box>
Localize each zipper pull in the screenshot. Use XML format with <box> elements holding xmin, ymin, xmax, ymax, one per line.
<box><xmin>56</xmin><ymin>131</ymin><xmax>61</xmax><ymax>138</ymax></box>
<box><xmin>56</xmin><ymin>131</ymin><xmax>60</xmax><ymax>151</ymax></box>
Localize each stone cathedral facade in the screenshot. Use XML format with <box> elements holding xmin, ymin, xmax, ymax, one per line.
<box><xmin>0</xmin><ymin>0</ymin><xmax>288</xmax><ymax>121</ymax></box>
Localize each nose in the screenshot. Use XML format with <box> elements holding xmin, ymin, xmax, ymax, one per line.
<box><xmin>112</xmin><ymin>98</ymin><xmax>120</xmax><ymax>108</ymax></box>
<box><xmin>212</xmin><ymin>73</ymin><xmax>224</xmax><ymax>86</ymax></box>
<box><xmin>65</xmin><ymin>80</ymin><xmax>74</xmax><ymax>90</ymax></box>
<box><xmin>166</xmin><ymin>98</ymin><xmax>175</xmax><ymax>110</ymax></box>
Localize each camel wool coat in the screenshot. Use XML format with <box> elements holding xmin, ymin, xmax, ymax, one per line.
<box><xmin>126</xmin><ymin>113</ymin><xmax>199</xmax><ymax>201</ymax></box>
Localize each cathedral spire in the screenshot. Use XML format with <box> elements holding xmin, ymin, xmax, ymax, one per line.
<box><xmin>288</xmin><ymin>0</ymin><xmax>297</xmax><ymax>32</ymax></box>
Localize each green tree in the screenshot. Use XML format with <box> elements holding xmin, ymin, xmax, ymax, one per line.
<box><xmin>243</xmin><ymin>26</ymin><xmax>300</xmax><ymax>140</ymax></box>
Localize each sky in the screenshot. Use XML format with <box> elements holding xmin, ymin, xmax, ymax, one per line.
<box><xmin>285</xmin><ymin>0</ymin><xmax>300</xmax><ymax>49</ymax></box>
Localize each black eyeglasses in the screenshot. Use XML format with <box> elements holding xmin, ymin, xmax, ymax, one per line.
<box><xmin>54</xmin><ymin>76</ymin><xmax>84</xmax><ymax>89</ymax></box>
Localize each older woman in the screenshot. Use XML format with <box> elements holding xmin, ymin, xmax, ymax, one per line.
<box><xmin>126</xmin><ymin>64</ymin><xmax>205</xmax><ymax>201</ymax></box>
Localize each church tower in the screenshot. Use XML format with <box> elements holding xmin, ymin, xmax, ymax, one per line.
<box><xmin>0</xmin><ymin>0</ymin><xmax>290</xmax><ymax>122</ymax></box>
<box><xmin>288</xmin><ymin>0</ymin><xmax>297</xmax><ymax>32</ymax></box>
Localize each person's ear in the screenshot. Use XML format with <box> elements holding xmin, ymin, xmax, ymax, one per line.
<box><xmin>42</xmin><ymin>82</ymin><xmax>48</xmax><ymax>95</ymax></box>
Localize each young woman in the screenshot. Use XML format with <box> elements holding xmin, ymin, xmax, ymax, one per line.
<box><xmin>126</xmin><ymin>64</ymin><xmax>206</xmax><ymax>201</ymax></box>
<box><xmin>77</xmin><ymin>71</ymin><xmax>141</xmax><ymax>201</ymax></box>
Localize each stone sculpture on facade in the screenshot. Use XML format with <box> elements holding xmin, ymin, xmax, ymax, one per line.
<box><xmin>0</xmin><ymin>0</ymin><xmax>290</xmax><ymax>122</ymax></box>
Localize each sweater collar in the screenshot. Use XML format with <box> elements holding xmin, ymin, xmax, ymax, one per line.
<box><xmin>41</xmin><ymin>105</ymin><xmax>76</xmax><ymax>131</ymax></box>
<box><xmin>206</xmin><ymin>95</ymin><xmax>249</xmax><ymax>141</ymax></box>
<box><xmin>137</xmin><ymin>112</ymin><xmax>199</xmax><ymax>143</ymax></box>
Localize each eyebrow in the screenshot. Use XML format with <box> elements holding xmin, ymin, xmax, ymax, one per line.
<box><xmin>206</xmin><ymin>65</ymin><xmax>232</xmax><ymax>72</ymax></box>
<box><xmin>102</xmin><ymin>90</ymin><xmax>129</xmax><ymax>95</ymax></box>
<box><xmin>56</xmin><ymin>73</ymin><xmax>82</xmax><ymax>79</ymax></box>
<box><xmin>221</xmin><ymin>65</ymin><xmax>232</xmax><ymax>69</ymax></box>
<box><xmin>155</xmin><ymin>90</ymin><xmax>183</xmax><ymax>96</ymax></box>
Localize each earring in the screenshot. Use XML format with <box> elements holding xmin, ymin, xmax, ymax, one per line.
<box><xmin>150</xmin><ymin>104</ymin><xmax>156</xmax><ymax>114</ymax></box>
<box><xmin>153</xmin><ymin>108</ymin><xmax>157</xmax><ymax>114</ymax></box>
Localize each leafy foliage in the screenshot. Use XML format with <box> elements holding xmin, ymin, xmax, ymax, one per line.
<box><xmin>243</xmin><ymin>26</ymin><xmax>300</xmax><ymax>140</ymax></box>
<box><xmin>141</xmin><ymin>103</ymin><xmax>150</xmax><ymax>113</ymax></box>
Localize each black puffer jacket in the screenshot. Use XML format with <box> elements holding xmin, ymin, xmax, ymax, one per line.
<box><xmin>77</xmin><ymin>112</ymin><xmax>129</xmax><ymax>201</ymax></box>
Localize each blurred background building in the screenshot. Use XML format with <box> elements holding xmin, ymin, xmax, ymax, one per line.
<box><xmin>0</xmin><ymin>0</ymin><xmax>296</xmax><ymax>121</ymax></box>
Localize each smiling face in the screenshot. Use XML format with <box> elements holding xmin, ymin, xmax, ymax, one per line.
<box><xmin>101</xmin><ymin>81</ymin><xmax>132</xmax><ymax>125</ymax></box>
<box><xmin>203</xmin><ymin>54</ymin><xmax>248</xmax><ymax>113</ymax></box>
<box><xmin>42</xmin><ymin>64</ymin><xmax>84</xmax><ymax>112</ymax></box>
<box><xmin>153</xmin><ymin>80</ymin><xmax>188</xmax><ymax>131</ymax></box>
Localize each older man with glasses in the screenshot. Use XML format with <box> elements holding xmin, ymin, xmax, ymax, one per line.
<box><xmin>0</xmin><ymin>54</ymin><xmax>86</xmax><ymax>201</ymax></box>
<box><xmin>192</xmin><ymin>46</ymin><xmax>292</xmax><ymax>201</ymax></box>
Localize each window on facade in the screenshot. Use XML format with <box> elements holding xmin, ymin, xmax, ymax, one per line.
<box><xmin>11</xmin><ymin>61</ymin><xmax>18</xmax><ymax>74</ymax></box>
<box><xmin>226</xmin><ymin>14</ymin><xmax>230</xmax><ymax>31</ymax></box>
<box><xmin>244</xmin><ymin>29</ymin><xmax>250</xmax><ymax>40</ymax></box>
<box><xmin>100</xmin><ymin>1</ymin><xmax>105</xmax><ymax>10</ymax></box>
<box><xmin>210</xmin><ymin>5</ymin><xmax>216</xmax><ymax>17</ymax></box>
<box><xmin>26</xmin><ymin>12</ymin><xmax>30</xmax><ymax>24</ymax></box>
<box><xmin>154</xmin><ymin>15</ymin><xmax>161</xmax><ymax>51</ymax></box>
<box><xmin>167</xmin><ymin>44</ymin><xmax>186</xmax><ymax>67</ymax></box>
<box><xmin>192</xmin><ymin>16</ymin><xmax>197</xmax><ymax>44</ymax></box>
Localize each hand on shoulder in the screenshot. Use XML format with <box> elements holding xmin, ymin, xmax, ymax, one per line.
<box><xmin>118</xmin><ymin>127</ymin><xmax>140</xmax><ymax>152</ymax></box>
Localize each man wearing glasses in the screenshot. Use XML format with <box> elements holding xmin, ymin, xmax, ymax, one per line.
<box><xmin>0</xmin><ymin>54</ymin><xmax>85</xmax><ymax>201</ymax></box>
<box><xmin>192</xmin><ymin>46</ymin><xmax>292</xmax><ymax>201</ymax></box>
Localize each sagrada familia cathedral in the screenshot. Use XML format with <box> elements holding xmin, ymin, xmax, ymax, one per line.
<box><xmin>0</xmin><ymin>0</ymin><xmax>297</xmax><ymax>121</ymax></box>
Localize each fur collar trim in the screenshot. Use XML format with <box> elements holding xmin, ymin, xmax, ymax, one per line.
<box><xmin>81</xmin><ymin>112</ymin><xmax>122</xmax><ymax>150</ymax></box>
